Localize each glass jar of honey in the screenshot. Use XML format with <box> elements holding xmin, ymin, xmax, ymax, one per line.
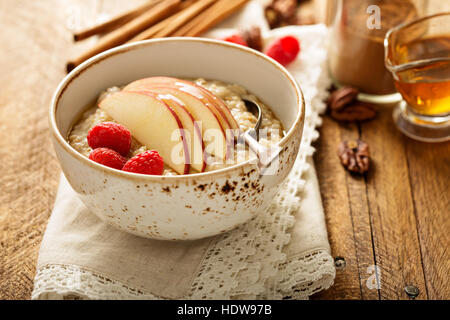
<box><xmin>385</xmin><ymin>12</ymin><xmax>450</xmax><ymax>142</ymax></box>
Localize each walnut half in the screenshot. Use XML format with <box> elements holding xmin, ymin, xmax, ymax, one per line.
<box><xmin>338</xmin><ymin>140</ymin><xmax>370</xmax><ymax>174</ymax></box>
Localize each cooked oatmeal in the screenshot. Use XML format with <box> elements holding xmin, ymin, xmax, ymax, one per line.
<box><xmin>68</xmin><ymin>79</ymin><xmax>284</xmax><ymax>175</ymax></box>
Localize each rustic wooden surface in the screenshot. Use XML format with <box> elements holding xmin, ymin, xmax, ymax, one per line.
<box><xmin>0</xmin><ymin>0</ymin><xmax>449</xmax><ymax>300</ymax></box>
<box><xmin>311</xmin><ymin>109</ymin><xmax>450</xmax><ymax>300</ymax></box>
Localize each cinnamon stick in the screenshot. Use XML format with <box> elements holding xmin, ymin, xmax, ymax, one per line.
<box><xmin>182</xmin><ymin>0</ymin><xmax>249</xmax><ymax>37</ymax></box>
<box><xmin>129</xmin><ymin>0</ymin><xmax>197</xmax><ymax>42</ymax></box>
<box><xmin>73</xmin><ymin>0</ymin><xmax>163</xmax><ymax>42</ymax></box>
<box><xmin>128</xmin><ymin>14</ymin><xmax>179</xmax><ymax>42</ymax></box>
<box><xmin>67</xmin><ymin>0</ymin><xmax>181</xmax><ymax>72</ymax></box>
<box><xmin>171</xmin><ymin>1</ymin><xmax>219</xmax><ymax>36</ymax></box>
<box><xmin>153</xmin><ymin>0</ymin><xmax>217</xmax><ymax>38</ymax></box>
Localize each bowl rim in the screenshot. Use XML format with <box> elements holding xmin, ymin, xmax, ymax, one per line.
<box><xmin>50</xmin><ymin>37</ymin><xmax>305</xmax><ymax>181</ymax></box>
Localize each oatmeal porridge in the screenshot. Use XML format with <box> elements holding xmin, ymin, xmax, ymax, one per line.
<box><xmin>68</xmin><ymin>77</ymin><xmax>284</xmax><ymax>175</ymax></box>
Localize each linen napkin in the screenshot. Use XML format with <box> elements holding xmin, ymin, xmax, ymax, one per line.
<box><xmin>32</xmin><ymin>1</ymin><xmax>335</xmax><ymax>300</ymax></box>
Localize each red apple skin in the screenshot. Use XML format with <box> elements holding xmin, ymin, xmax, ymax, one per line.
<box><xmin>174</xmin><ymin>82</ymin><xmax>240</xmax><ymax>154</ymax></box>
<box><xmin>173</xmin><ymin>81</ymin><xmax>233</xmax><ymax>130</ymax></box>
<box><xmin>125</xmin><ymin>79</ymin><xmax>236</xmax><ymax>161</ymax></box>
<box><xmin>133</xmin><ymin>91</ymin><xmax>191</xmax><ymax>175</ymax></box>
<box><xmin>152</xmin><ymin>92</ymin><xmax>207</xmax><ymax>173</ymax></box>
<box><xmin>125</xmin><ymin>77</ymin><xmax>240</xmax><ymax>131</ymax></box>
<box><xmin>132</xmin><ymin>86</ymin><xmax>229</xmax><ymax>161</ymax></box>
<box><xmin>99</xmin><ymin>91</ymin><xmax>190</xmax><ymax>174</ymax></box>
<box><xmin>175</xmin><ymin>80</ymin><xmax>240</xmax><ymax>131</ymax></box>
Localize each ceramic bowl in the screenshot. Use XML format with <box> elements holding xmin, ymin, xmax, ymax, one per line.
<box><xmin>49</xmin><ymin>38</ymin><xmax>304</xmax><ymax>240</ymax></box>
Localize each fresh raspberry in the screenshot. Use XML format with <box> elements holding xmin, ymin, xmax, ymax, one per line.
<box><xmin>222</xmin><ymin>34</ymin><xmax>248</xmax><ymax>47</ymax></box>
<box><xmin>265</xmin><ymin>35</ymin><xmax>300</xmax><ymax>66</ymax></box>
<box><xmin>87</xmin><ymin>122</ymin><xmax>131</xmax><ymax>156</ymax></box>
<box><xmin>122</xmin><ymin>151</ymin><xmax>164</xmax><ymax>175</ymax></box>
<box><xmin>89</xmin><ymin>148</ymin><xmax>127</xmax><ymax>170</ymax></box>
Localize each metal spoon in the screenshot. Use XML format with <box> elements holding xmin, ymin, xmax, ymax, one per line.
<box><xmin>242</xmin><ymin>96</ymin><xmax>281</xmax><ymax>169</ymax></box>
<box><xmin>242</xmin><ymin>95</ymin><xmax>262</xmax><ymax>140</ymax></box>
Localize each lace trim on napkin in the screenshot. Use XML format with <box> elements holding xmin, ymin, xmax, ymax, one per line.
<box><xmin>277</xmin><ymin>250</ymin><xmax>336</xmax><ymax>300</ymax></box>
<box><xmin>32</xmin><ymin>264</ymin><xmax>160</xmax><ymax>300</ymax></box>
<box><xmin>32</xmin><ymin>25</ymin><xmax>335</xmax><ymax>300</ymax></box>
<box><xmin>32</xmin><ymin>249</ymin><xmax>334</xmax><ymax>300</ymax></box>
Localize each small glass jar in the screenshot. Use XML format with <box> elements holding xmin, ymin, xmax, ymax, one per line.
<box><xmin>327</xmin><ymin>0</ymin><xmax>428</xmax><ymax>103</ymax></box>
<box><xmin>385</xmin><ymin>13</ymin><xmax>450</xmax><ymax>142</ymax></box>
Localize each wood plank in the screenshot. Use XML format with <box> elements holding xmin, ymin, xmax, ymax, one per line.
<box><xmin>360</xmin><ymin>106</ymin><xmax>428</xmax><ymax>300</ymax></box>
<box><xmin>344</xmin><ymin>154</ymin><xmax>379</xmax><ymax>299</ymax></box>
<box><xmin>404</xmin><ymin>139</ymin><xmax>450</xmax><ymax>299</ymax></box>
<box><xmin>312</xmin><ymin>117</ymin><xmax>378</xmax><ymax>299</ymax></box>
<box><xmin>312</xmin><ymin>117</ymin><xmax>361</xmax><ymax>299</ymax></box>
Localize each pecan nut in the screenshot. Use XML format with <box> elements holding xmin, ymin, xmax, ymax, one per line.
<box><xmin>338</xmin><ymin>140</ymin><xmax>370</xmax><ymax>174</ymax></box>
<box><xmin>330</xmin><ymin>102</ymin><xmax>377</xmax><ymax>122</ymax></box>
<box><xmin>327</xmin><ymin>86</ymin><xmax>377</xmax><ymax>122</ymax></box>
<box><xmin>327</xmin><ymin>86</ymin><xmax>359</xmax><ymax>111</ymax></box>
<box><xmin>241</xmin><ymin>26</ymin><xmax>263</xmax><ymax>52</ymax></box>
<box><xmin>265</xmin><ymin>0</ymin><xmax>297</xmax><ymax>28</ymax></box>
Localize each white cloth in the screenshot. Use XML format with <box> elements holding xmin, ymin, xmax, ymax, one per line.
<box><xmin>32</xmin><ymin>1</ymin><xmax>335</xmax><ymax>300</ymax></box>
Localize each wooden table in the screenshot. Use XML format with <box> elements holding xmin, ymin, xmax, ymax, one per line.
<box><xmin>311</xmin><ymin>110</ymin><xmax>449</xmax><ymax>300</ymax></box>
<box><xmin>0</xmin><ymin>1</ymin><xmax>449</xmax><ymax>300</ymax></box>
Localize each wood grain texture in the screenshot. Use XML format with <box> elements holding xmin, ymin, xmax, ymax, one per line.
<box><xmin>312</xmin><ymin>118</ymin><xmax>379</xmax><ymax>300</ymax></box>
<box><xmin>405</xmin><ymin>140</ymin><xmax>450</xmax><ymax>299</ymax></box>
<box><xmin>361</xmin><ymin>107</ymin><xmax>428</xmax><ymax>300</ymax></box>
<box><xmin>0</xmin><ymin>0</ymin><xmax>449</xmax><ymax>300</ymax></box>
<box><xmin>313</xmin><ymin>107</ymin><xmax>449</xmax><ymax>300</ymax></box>
<box><xmin>311</xmin><ymin>118</ymin><xmax>367</xmax><ymax>299</ymax></box>
<box><xmin>312</xmin><ymin>0</ymin><xmax>449</xmax><ymax>300</ymax></box>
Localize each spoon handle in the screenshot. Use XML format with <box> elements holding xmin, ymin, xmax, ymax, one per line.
<box><xmin>243</xmin><ymin>131</ymin><xmax>281</xmax><ymax>169</ymax></box>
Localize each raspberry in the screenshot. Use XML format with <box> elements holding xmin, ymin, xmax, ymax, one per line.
<box><xmin>122</xmin><ymin>151</ymin><xmax>164</xmax><ymax>175</ymax></box>
<box><xmin>222</xmin><ymin>34</ymin><xmax>248</xmax><ymax>47</ymax></box>
<box><xmin>87</xmin><ymin>122</ymin><xmax>131</xmax><ymax>156</ymax></box>
<box><xmin>265</xmin><ymin>35</ymin><xmax>300</xmax><ymax>66</ymax></box>
<box><xmin>89</xmin><ymin>148</ymin><xmax>127</xmax><ymax>170</ymax></box>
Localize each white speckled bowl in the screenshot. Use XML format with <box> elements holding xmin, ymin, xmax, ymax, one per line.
<box><xmin>50</xmin><ymin>38</ymin><xmax>304</xmax><ymax>240</ymax></box>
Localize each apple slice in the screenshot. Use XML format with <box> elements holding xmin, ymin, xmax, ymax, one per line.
<box><xmin>154</xmin><ymin>93</ymin><xmax>206</xmax><ymax>172</ymax></box>
<box><xmin>193</xmin><ymin>83</ymin><xmax>240</xmax><ymax>131</ymax></box>
<box><xmin>99</xmin><ymin>91</ymin><xmax>190</xmax><ymax>175</ymax></box>
<box><xmin>129</xmin><ymin>86</ymin><xmax>228</xmax><ymax>160</ymax></box>
<box><xmin>125</xmin><ymin>77</ymin><xmax>240</xmax><ymax>132</ymax></box>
